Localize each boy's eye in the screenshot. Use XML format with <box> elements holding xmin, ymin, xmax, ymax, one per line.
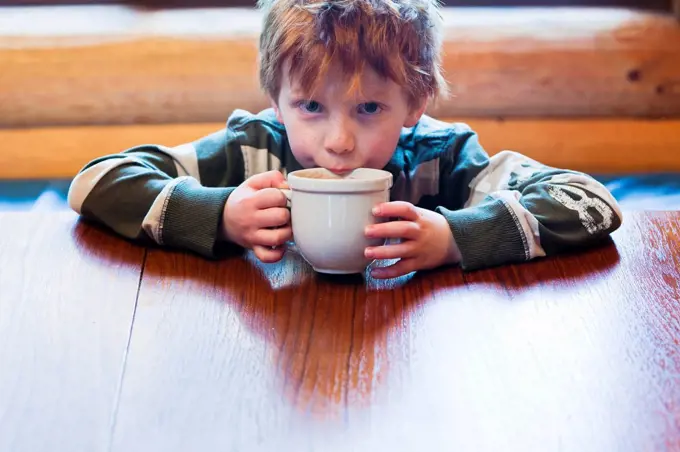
<box><xmin>300</xmin><ymin>101</ymin><xmax>322</xmax><ymax>113</ymax></box>
<box><xmin>358</xmin><ymin>102</ymin><xmax>382</xmax><ymax>115</ymax></box>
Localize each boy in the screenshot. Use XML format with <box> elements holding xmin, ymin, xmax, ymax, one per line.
<box><xmin>68</xmin><ymin>0</ymin><xmax>623</xmax><ymax>279</ymax></box>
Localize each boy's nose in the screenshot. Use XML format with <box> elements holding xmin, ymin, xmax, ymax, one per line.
<box><xmin>324</xmin><ymin>123</ymin><xmax>355</xmax><ymax>155</ymax></box>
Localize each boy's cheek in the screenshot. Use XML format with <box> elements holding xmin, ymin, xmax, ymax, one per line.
<box><xmin>286</xmin><ymin>130</ymin><xmax>320</xmax><ymax>166</ymax></box>
<box><xmin>288</xmin><ymin>147</ymin><xmax>317</xmax><ymax>168</ymax></box>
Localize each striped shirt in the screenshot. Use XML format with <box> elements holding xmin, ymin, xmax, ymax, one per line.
<box><xmin>68</xmin><ymin>108</ymin><xmax>623</xmax><ymax>270</ymax></box>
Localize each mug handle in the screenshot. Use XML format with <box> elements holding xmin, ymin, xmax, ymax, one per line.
<box><xmin>279</xmin><ymin>188</ymin><xmax>292</xmax><ymax>209</ymax></box>
<box><xmin>277</xmin><ymin>188</ymin><xmax>297</xmax><ymax>251</ymax></box>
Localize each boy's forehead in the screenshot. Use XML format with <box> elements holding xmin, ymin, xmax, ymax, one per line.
<box><xmin>285</xmin><ymin>60</ymin><xmax>395</xmax><ymax>97</ymax></box>
<box><xmin>288</xmin><ymin>79</ymin><xmax>391</xmax><ymax>98</ymax></box>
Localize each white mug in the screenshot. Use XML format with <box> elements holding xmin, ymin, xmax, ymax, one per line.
<box><xmin>280</xmin><ymin>168</ymin><xmax>393</xmax><ymax>274</ymax></box>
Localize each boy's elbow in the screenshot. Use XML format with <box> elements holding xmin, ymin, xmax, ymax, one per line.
<box><xmin>67</xmin><ymin>173</ymin><xmax>90</xmax><ymax>215</ymax></box>
<box><xmin>67</xmin><ymin>157</ymin><xmax>123</xmax><ymax>215</ymax></box>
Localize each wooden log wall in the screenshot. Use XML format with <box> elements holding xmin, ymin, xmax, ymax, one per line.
<box><xmin>0</xmin><ymin>6</ymin><xmax>679</xmax><ymax>178</ymax></box>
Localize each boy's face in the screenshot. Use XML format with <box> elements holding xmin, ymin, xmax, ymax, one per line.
<box><xmin>271</xmin><ymin>60</ymin><xmax>427</xmax><ymax>174</ymax></box>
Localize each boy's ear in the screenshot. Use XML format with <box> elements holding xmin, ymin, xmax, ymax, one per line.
<box><xmin>270</xmin><ymin>97</ymin><xmax>284</xmax><ymax>124</ymax></box>
<box><xmin>403</xmin><ymin>97</ymin><xmax>428</xmax><ymax>128</ymax></box>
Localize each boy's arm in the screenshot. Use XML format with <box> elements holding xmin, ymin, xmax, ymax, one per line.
<box><xmin>68</xmin><ymin>128</ymin><xmax>242</xmax><ymax>257</ymax></box>
<box><xmin>434</xmin><ymin>130</ymin><xmax>623</xmax><ymax>271</ymax></box>
<box><xmin>68</xmin><ymin>111</ymin><xmax>286</xmax><ymax>258</ymax></box>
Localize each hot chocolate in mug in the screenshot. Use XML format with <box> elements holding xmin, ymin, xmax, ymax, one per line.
<box><xmin>279</xmin><ymin>168</ymin><xmax>393</xmax><ymax>274</ymax></box>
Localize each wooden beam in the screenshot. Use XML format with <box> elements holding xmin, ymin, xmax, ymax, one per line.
<box><xmin>1</xmin><ymin>119</ymin><xmax>678</xmax><ymax>180</ymax></box>
<box><xmin>0</xmin><ymin>6</ymin><xmax>679</xmax><ymax>128</ymax></box>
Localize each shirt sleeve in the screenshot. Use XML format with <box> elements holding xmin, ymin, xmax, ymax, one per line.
<box><xmin>67</xmin><ymin>109</ymin><xmax>289</xmax><ymax>258</ymax></box>
<box><xmin>435</xmin><ymin>131</ymin><xmax>623</xmax><ymax>271</ymax></box>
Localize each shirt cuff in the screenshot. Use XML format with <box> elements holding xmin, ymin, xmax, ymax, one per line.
<box><xmin>161</xmin><ymin>178</ymin><xmax>236</xmax><ymax>258</ymax></box>
<box><xmin>436</xmin><ymin>199</ymin><xmax>528</xmax><ymax>271</ymax></box>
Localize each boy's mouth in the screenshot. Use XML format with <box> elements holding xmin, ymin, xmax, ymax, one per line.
<box><xmin>327</xmin><ymin>167</ymin><xmax>354</xmax><ymax>175</ymax></box>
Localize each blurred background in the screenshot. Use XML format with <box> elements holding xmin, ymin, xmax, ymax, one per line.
<box><xmin>0</xmin><ymin>0</ymin><xmax>674</xmax><ymax>7</ymax></box>
<box><xmin>0</xmin><ymin>0</ymin><xmax>679</xmax><ymax>210</ymax></box>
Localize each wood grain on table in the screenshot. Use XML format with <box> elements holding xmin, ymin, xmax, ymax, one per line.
<box><xmin>0</xmin><ymin>211</ymin><xmax>678</xmax><ymax>452</ymax></box>
<box><xmin>112</xmin><ymin>212</ymin><xmax>680</xmax><ymax>452</ymax></box>
<box><xmin>0</xmin><ymin>212</ymin><xmax>145</xmax><ymax>452</ymax></box>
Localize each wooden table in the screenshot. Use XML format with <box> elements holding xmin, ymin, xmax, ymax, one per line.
<box><xmin>1</xmin><ymin>211</ymin><xmax>679</xmax><ymax>452</ymax></box>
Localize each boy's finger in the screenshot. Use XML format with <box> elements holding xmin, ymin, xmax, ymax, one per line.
<box><xmin>372</xmin><ymin>201</ymin><xmax>419</xmax><ymax>221</ymax></box>
<box><xmin>365</xmin><ymin>221</ymin><xmax>420</xmax><ymax>239</ymax></box>
<box><xmin>254</xmin><ymin>226</ymin><xmax>293</xmax><ymax>247</ymax></box>
<box><xmin>371</xmin><ymin>259</ymin><xmax>416</xmax><ymax>279</ymax></box>
<box><xmin>253</xmin><ymin>245</ymin><xmax>286</xmax><ymax>264</ymax></box>
<box><xmin>365</xmin><ymin>243</ymin><xmax>414</xmax><ymax>260</ymax></box>
<box><xmin>246</xmin><ymin>170</ymin><xmax>286</xmax><ymax>189</ymax></box>
<box><xmin>255</xmin><ymin>207</ymin><xmax>290</xmax><ymax>228</ymax></box>
<box><xmin>253</xmin><ymin>188</ymin><xmax>289</xmax><ymax>209</ymax></box>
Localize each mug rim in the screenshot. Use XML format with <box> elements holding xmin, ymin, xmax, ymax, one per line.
<box><xmin>287</xmin><ymin>168</ymin><xmax>393</xmax><ymax>193</ymax></box>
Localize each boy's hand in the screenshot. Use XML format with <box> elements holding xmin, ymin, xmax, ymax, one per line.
<box><xmin>364</xmin><ymin>201</ymin><xmax>461</xmax><ymax>279</ymax></box>
<box><xmin>222</xmin><ymin>170</ymin><xmax>291</xmax><ymax>263</ymax></box>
